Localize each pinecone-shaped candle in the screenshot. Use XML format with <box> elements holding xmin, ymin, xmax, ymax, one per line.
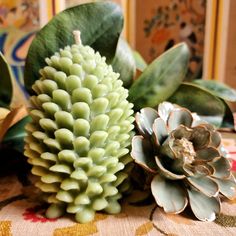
<box><xmin>24</xmin><ymin>31</ymin><xmax>134</xmax><ymax>223</ymax></box>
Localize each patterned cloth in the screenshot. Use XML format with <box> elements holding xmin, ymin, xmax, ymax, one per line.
<box><xmin>0</xmin><ymin>135</ymin><xmax>236</xmax><ymax>236</ymax></box>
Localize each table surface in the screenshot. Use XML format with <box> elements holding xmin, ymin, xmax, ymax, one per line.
<box><xmin>0</xmin><ymin>134</ymin><xmax>236</xmax><ymax>236</ymax></box>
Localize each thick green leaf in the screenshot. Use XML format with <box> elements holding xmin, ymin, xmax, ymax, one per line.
<box><xmin>168</xmin><ymin>83</ymin><xmax>225</xmax><ymax>127</ymax></box>
<box><xmin>2</xmin><ymin>116</ymin><xmax>31</xmax><ymax>152</ymax></box>
<box><xmin>128</xmin><ymin>43</ymin><xmax>190</xmax><ymax>110</ymax></box>
<box><xmin>192</xmin><ymin>80</ymin><xmax>235</xmax><ymax>128</ymax></box>
<box><xmin>112</xmin><ymin>38</ymin><xmax>136</xmax><ymax>88</ymax></box>
<box><xmin>24</xmin><ymin>2</ymin><xmax>123</xmax><ymax>93</ymax></box>
<box><xmin>132</xmin><ymin>51</ymin><xmax>147</xmax><ymax>72</ymax></box>
<box><xmin>0</xmin><ymin>52</ymin><xmax>13</xmax><ymax>108</ymax></box>
<box><xmin>193</xmin><ymin>80</ymin><xmax>236</xmax><ymax>102</ymax></box>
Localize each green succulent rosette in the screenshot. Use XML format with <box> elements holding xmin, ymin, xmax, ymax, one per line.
<box><xmin>24</xmin><ymin>32</ymin><xmax>134</xmax><ymax>223</ymax></box>
<box><xmin>131</xmin><ymin>102</ymin><xmax>236</xmax><ymax>221</ymax></box>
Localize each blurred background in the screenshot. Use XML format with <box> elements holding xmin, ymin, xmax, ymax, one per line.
<box><xmin>0</xmin><ymin>0</ymin><xmax>235</xmax><ymax>102</ymax></box>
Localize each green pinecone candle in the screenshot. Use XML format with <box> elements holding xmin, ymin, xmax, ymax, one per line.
<box><xmin>24</xmin><ymin>31</ymin><xmax>134</xmax><ymax>223</ymax></box>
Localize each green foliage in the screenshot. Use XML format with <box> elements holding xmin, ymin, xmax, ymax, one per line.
<box><xmin>168</xmin><ymin>83</ymin><xmax>226</xmax><ymax>127</ymax></box>
<box><xmin>193</xmin><ymin>79</ymin><xmax>236</xmax><ymax>102</ymax></box>
<box><xmin>132</xmin><ymin>51</ymin><xmax>147</xmax><ymax>72</ymax></box>
<box><xmin>0</xmin><ymin>52</ymin><xmax>13</xmax><ymax>108</ymax></box>
<box><xmin>112</xmin><ymin>38</ymin><xmax>136</xmax><ymax>88</ymax></box>
<box><xmin>128</xmin><ymin>43</ymin><xmax>190</xmax><ymax>110</ymax></box>
<box><xmin>2</xmin><ymin>116</ymin><xmax>31</xmax><ymax>153</ymax></box>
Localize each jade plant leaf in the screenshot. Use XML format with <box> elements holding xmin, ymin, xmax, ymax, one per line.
<box><xmin>128</xmin><ymin>43</ymin><xmax>190</xmax><ymax>110</ymax></box>
<box><xmin>193</xmin><ymin>79</ymin><xmax>236</xmax><ymax>102</ymax></box>
<box><xmin>168</xmin><ymin>83</ymin><xmax>225</xmax><ymax>127</ymax></box>
<box><xmin>2</xmin><ymin>116</ymin><xmax>31</xmax><ymax>152</ymax></box>
<box><xmin>24</xmin><ymin>2</ymin><xmax>123</xmax><ymax>93</ymax></box>
<box><xmin>112</xmin><ymin>38</ymin><xmax>136</xmax><ymax>88</ymax></box>
<box><xmin>0</xmin><ymin>52</ymin><xmax>13</xmax><ymax>108</ymax></box>
<box><xmin>132</xmin><ymin>50</ymin><xmax>147</xmax><ymax>72</ymax></box>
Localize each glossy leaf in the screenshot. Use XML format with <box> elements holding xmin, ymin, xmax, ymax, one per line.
<box><xmin>112</xmin><ymin>38</ymin><xmax>136</xmax><ymax>88</ymax></box>
<box><xmin>24</xmin><ymin>2</ymin><xmax>123</xmax><ymax>93</ymax></box>
<box><xmin>129</xmin><ymin>43</ymin><xmax>190</xmax><ymax>110</ymax></box>
<box><xmin>193</xmin><ymin>80</ymin><xmax>236</xmax><ymax>102</ymax></box>
<box><xmin>2</xmin><ymin>116</ymin><xmax>31</xmax><ymax>152</ymax></box>
<box><xmin>132</xmin><ymin>50</ymin><xmax>147</xmax><ymax>72</ymax></box>
<box><xmin>168</xmin><ymin>83</ymin><xmax>225</xmax><ymax>127</ymax></box>
<box><xmin>0</xmin><ymin>52</ymin><xmax>13</xmax><ymax>108</ymax></box>
<box><xmin>0</xmin><ymin>106</ymin><xmax>28</xmax><ymax>142</ymax></box>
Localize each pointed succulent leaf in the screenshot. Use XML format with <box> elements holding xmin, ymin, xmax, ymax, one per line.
<box><xmin>195</xmin><ymin>147</ymin><xmax>220</xmax><ymax>162</ymax></box>
<box><xmin>24</xmin><ymin>2</ymin><xmax>123</xmax><ymax>93</ymax></box>
<box><xmin>131</xmin><ymin>136</ymin><xmax>157</xmax><ymax>173</ymax></box>
<box><xmin>193</xmin><ymin>79</ymin><xmax>236</xmax><ymax>102</ymax></box>
<box><xmin>212</xmin><ymin>174</ymin><xmax>236</xmax><ymax>199</ymax></box>
<box><xmin>186</xmin><ymin>176</ymin><xmax>219</xmax><ymax>197</ymax></box>
<box><xmin>129</xmin><ymin>43</ymin><xmax>190</xmax><ymax>110</ymax></box>
<box><xmin>0</xmin><ymin>52</ymin><xmax>13</xmax><ymax>108</ymax></box>
<box><xmin>155</xmin><ymin>156</ymin><xmax>185</xmax><ymax>180</ymax></box>
<box><xmin>191</xmin><ymin>126</ymin><xmax>210</xmax><ymax>150</ymax></box>
<box><xmin>167</xmin><ymin>109</ymin><xmax>193</xmax><ymax>131</ymax></box>
<box><xmin>151</xmin><ymin>175</ymin><xmax>188</xmax><ymax>213</ymax></box>
<box><xmin>112</xmin><ymin>38</ymin><xmax>136</xmax><ymax>88</ymax></box>
<box><xmin>210</xmin><ymin>157</ymin><xmax>231</xmax><ymax>179</ymax></box>
<box><xmin>132</xmin><ymin>50</ymin><xmax>147</xmax><ymax>72</ymax></box>
<box><xmin>135</xmin><ymin>107</ymin><xmax>159</xmax><ymax>137</ymax></box>
<box><xmin>168</xmin><ymin>83</ymin><xmax>225</xmax><ymax>128</ymax></box>
<box><xmin>187</xmin><ymin>188</ymin><xmax>221</xmax><ymax>221</ymax></box>
<box><xmin>152</xmin><ymin>117</ymin><xmax>168</xmax><ymax>145</ymax></box>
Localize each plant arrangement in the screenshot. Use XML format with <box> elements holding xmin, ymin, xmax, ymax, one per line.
<box><xmin>0</xmin><ymin>1</ymin><xmax>235</xmax><ymax>223</ymax></box>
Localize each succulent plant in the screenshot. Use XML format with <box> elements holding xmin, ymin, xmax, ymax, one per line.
<box><xmin>131</xmin><ymin>101</ymin><xmax>236</xmax><ymax>221</ymax></box>
<box><xmin>24</xmin><ymin>31</ymin><xmax>134</xmax><ymax>223</ymax></box>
